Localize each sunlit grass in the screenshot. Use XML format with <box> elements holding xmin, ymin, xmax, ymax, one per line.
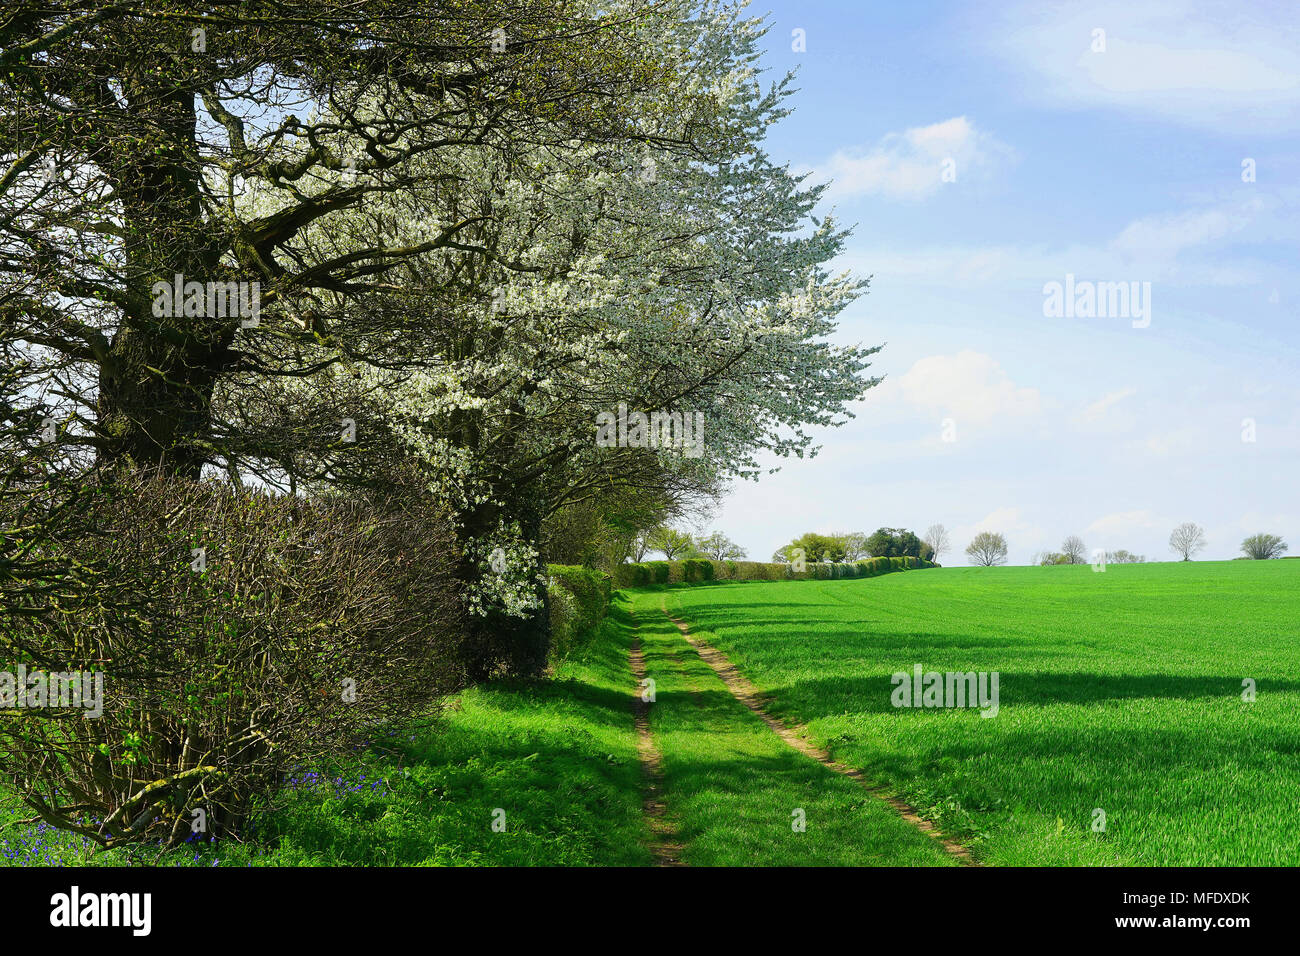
<box><xmin>625</xmin><ymin>593</ymin><xmax>956</xmax><ymax>866</ymax></box>
<box><xmin>659</xmin><ymin>560</ymin><xmax>1300</xmax><ymax>865</ymax></box>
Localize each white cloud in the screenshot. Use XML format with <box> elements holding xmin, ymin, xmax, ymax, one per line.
<box><xmin>1110</xmin><ymin>201</ymin><xmax>1261</xmax><ymax>265</ymax></box>
<box><xmin>970</xmin><ymin>507</ymin><xmax>1025</xmax><ymax>534</ymax></box>
<box><xmin>954</xmin><ymin>508</ymin><xmax>1048</xmax><ymax>561</ymax></box>
<box><xmin>1076</xmin><ymin>386</ymin><xmax>1138</xmax><ymax>425</ymax></box>
<box><xmin>1232</xmin><ymin>510</ymin><xmax>1296</xmax><ymax>534</ymax></box>
<box><xmin>876</xmin><ymin>350</ymin><xmax>1043</xmax><ymax>426</ymax></box>
<box><xmin>984</xmin><ymin>1</ymin><xmax>1300</xmax><ymax>131</ymax></box>
<box><xmin>837</xmin><ymin>196</ymin><xmax>1276</xmax><ymax>290</ymax></box>
<box><xmin>1132</xmin><ymin>424</ymin><xmax>1208</xmax><ymax>458</ymax></box>
<box><xmin>812</xmin><ymin>116</ymin><xmax>1015</xmax><ymax>202</ymax></box>
<box><xmin>1086</xmin><ymin>509</ymin><xmax>1160</xmax><ymax>537</ymax></box>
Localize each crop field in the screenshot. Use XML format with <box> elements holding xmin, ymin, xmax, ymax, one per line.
<box><xmin>654</xmin><ymin>561</ymin><xmax>1300</xmax><ymax>866</ymax></box>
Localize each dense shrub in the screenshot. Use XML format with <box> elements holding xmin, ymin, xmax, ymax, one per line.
<box><xmin>724</xmin><ymin>560</ymin><xmax>789</xmax><ymax>581</ymax></box>
<box><xmin>547</xmin><ymin>583</ymin><xmax>581</xmax><ymax>661</ymax></box>
<box><xmin>613</xmin><ymin>562</ymin><xmax>662</xmax><ymax>587</ymax></box>
<box><xmin>546</xmin><ymin>565</ymin><xmax>612</xmax><ymax>661</ymax></box>
<box><xmin>0</xmin><ymin>475</ymin><xmax>463</xmax><ymax>849</ymax></box>
<box><xmin>864</xmin><ymin>527</ymin><xmax>932</xmax><ymax>561</ymax></box>
<box><xmin>681</xmin><ymin>559</ymin><xmax>715</xmax><ymax>583</ymax></box>
<box><xmin>621</xmin><ymin>563</ymin><xmax>653</xmax><ymax>587</ymax></box>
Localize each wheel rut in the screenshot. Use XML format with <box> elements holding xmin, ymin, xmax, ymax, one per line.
<box><xmin>627</xmin><ymin>612</ymin><xmax>686</xmax><ymax>867</ymax></box>
<box><xmin>661</xmin><ymin>604</ymin><xmax>978</xmax><ymax>866</ymax></box>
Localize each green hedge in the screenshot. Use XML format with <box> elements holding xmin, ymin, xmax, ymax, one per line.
<box><xmin>681</xmin><ymin>558</ymin><xmax>715</xmax><ymax>583</ymax></box>
<box><xmin>611</xmin><ymin>555</ymin><xmax>935</xmax><ymax>589</ymax></box>
<box><xmin>546</xmin><ymin>564</ymin><xmax>612</xmax><ymax>661</ymax></box>
<box><xmin>553</xmin><ymin>557</ymin><xmax>934</xmax><ymax>657</ymax></box>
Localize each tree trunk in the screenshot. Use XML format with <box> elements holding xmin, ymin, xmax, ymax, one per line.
<box><xmin>94</xmin><ymin>76</ymin><xmax>228</xmax><ymax>479</ymax></box>
<box><xmin>96</xmin><ymin>325</ymin><xmax>225</xmax><ymax>479</ymax></box>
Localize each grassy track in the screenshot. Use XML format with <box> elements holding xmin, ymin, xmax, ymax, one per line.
<box><xmin>623</xmin><ymin>594</ymin><xmax>956</xmax><ymax>866</ymax></box>
<box><xmin>660</xmin><ymin>560</ymin><xmax>1300</xmax><ymax>866</ymax></box>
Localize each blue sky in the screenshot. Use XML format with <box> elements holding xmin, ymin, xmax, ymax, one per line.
<box><xmin>706</xmin><ymin>0</ymin><xmax>1300</xmax><ymax>565</ymax></box>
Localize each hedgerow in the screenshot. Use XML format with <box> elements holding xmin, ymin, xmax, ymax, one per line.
<box><xmin>611</xmin><ymin>555</ymin><xmax>935</xmax><ymax>589</ymax></box>
<box><xmin>546</xmin><ymin>565</ymin><xmax>612</xmax><ymax>661</ymax></box>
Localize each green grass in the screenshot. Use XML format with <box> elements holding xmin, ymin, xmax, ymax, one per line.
<box><xmin>659</xmin><ymin>560</ymin><xmax>1300</xmax><ymax>866</ymax></box>
<box><xmin>1</xmin><ymin>619</ymin><xmax>650</xmax><ymax>867</ymax></box>
<box><xmin>2</xmin><ymin>593</ymin><xmax>958</xmax><ymax>868</ymax></box>
<box><xmin>623</xmin><ymin>593</ymin><xmax>955</xmax><ymax>866</ymax></box>
<box><xmin>8</xmin><ymin>559</ymin><xmax>1293</xmax><ymax>866</ymax></box>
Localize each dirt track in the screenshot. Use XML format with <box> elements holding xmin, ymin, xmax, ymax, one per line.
<box><xmin>660</xmin><ymin>604</ymin><xmax>977</xmax><ymax>866</ymax></box>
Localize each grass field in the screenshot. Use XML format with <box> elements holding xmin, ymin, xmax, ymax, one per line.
<box><xmin>4</xmin><ymin>559</ymin><xmax>1295</xmax><ymax>866</ymax></box>
<box><xmin>659</xmin><ymin>560</ymin><xmax>1300</xmax><ymax>865</ymax></box>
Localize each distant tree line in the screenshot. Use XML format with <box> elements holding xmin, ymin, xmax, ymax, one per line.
<box><xmin>641</xmin><ymin>520</ymin><xmax>1292</xmax><ymax>574</ymax></box>
<box><xmin>770</xmin><ymin>527</ymin><xmax>945</xmax><ymax>565</ymax></box>
<box><xmin>969</xmin><ymin>522</ymin><xmax>1290</xmax><ymax>567</ymax></box>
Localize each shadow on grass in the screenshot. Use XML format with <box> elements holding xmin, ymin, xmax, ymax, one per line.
<box><xmin>769</xmin><ymin>672</ymin><xmax>1300</xmax><ymax>716</ymax></box>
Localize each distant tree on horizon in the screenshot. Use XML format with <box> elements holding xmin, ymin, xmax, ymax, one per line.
<box><xmin>1105</xmin><ymin>550</ymin><xmax>1146</xmax><ymax>564</ymax></box>
<box><xmin>647</xmin><ymin>526</ymin><xmax>696</xmax><ymax>560</ymax></box>
<box><xmin>778</xmin><ymin>532</ymin><xmax>848</xmax><ymax>563</ymax></box>
<box><xmin>1241</xmin><ymin>533</ymin><xmax>1288</xmax><ymax>560</ymax></box>
<box><xmin>966</xmin><ymin>532</ymin><xmax>1008</xmax><ymax>566</ymax></box>
<box><xmin>775</xmin><ymin>529</ymin><xmax>937</xmax><ymax>564</ymax></box>
<box><xmin>866</xmin><ymin>527</ymin><xmax>931</xmax><ymax>560</ymax></box>
<box><xmin>631</xmin><ymin>529</ymin><xmax>653</xmax><ymax>562</ymax></box>
<box><xmin>1061</xmin><ymin>535</ymin><xmax>1087</xmax><ymax>565</ymax></box>
<box><xmin>697</xmin><ymin>531</ymin><xmax>747</xmax><ymax>561</ymax></box>
<box><xmin>924</xmin><ymin>524</ymin><xmax>951</xmax><ymax>563</ymax></box>
<box><xmin>838</xmin><ymin>532</ymin><xmax>870</xmax><ymax>561</ymax></box>
<box><xmin>1169</xmin><ymin>523</ymin><xmax>1207</xmax><ymax>561</ymax></box>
